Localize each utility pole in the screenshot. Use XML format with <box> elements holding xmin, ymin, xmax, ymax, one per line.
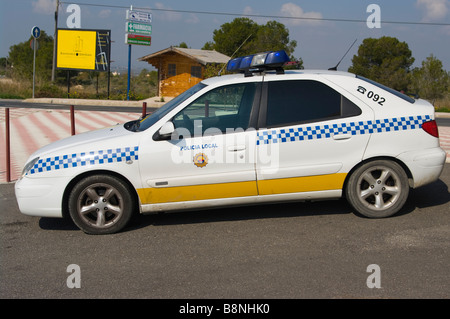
<box><xmin>51</xmin><ymin>0</ymin><xmax>59</xmax><ymax>82</ymax></box>
<box><xmin>127</xmin><ymin>5</ymin><xmax>133</xmax><ymax>101</ymax></box>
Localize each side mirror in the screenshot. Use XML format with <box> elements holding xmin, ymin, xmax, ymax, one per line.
<box><xmin>153</xmin><ymin>121</ymin><xmax>175</xmax><ymax>141</ymax></box>
<box><xmin>159</xmin><ymin>121</ymin><xmax>175</xmax><ymax>136</ymax></box>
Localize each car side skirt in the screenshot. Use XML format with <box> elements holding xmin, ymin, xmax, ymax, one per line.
<box><xmin>140</xmin><ymin>189</ymin><xmax>343</xmax><ymax>213</ymax></box>
<box><xmin>137</xmin><ymin>173</ymin><xmax>347</xmax><ymax>213</ymax></box>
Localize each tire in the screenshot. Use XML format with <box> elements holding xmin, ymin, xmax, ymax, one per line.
<box><xmin>68</xmin><ymin>174</ymin><xmax>135</xmax><ymax>234</ymax></box>
<box><xmin>345</xmin><ymin>160</ymin><xmax>409</xmax><ymax>218</ymax></box>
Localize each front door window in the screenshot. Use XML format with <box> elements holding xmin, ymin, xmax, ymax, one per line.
<box><xmin>172</xmin><ymin>82</ymin><xmax>257</xmax><ymax>138</ymax></box>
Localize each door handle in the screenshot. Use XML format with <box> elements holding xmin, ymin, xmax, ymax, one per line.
<box><xmin>333</xmin><ymin>134</ymin><xmax>351</xmax><ymax>141</ymax></box>
<box><xmin>227</xmin><ymin>145</ymin><xmax>246</xmax><ymax>152</ymax></box>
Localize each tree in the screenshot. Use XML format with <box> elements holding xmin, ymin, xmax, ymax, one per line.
<box><xmin>253</xmin><ymin>21</ymin><xmax>297</xmax><ymax>57</ymax></box>
<box><xmin>204</xmin><ymin>18</ymin><xmax>299</xmax><ymax>62</ymax></box>
<box><xmin>210</xmin><ymin>18</ymin><xmax>259</xmax><ymax>57</ymax></box>
<box><xmin>348</xmin><ymin>37</ymin><xmax>414</xmax><ymax>91</ymax></box>
<box><xmin>7</xmin><ymin>30</ymin><xmax>54</xmax><ymax>82</ymax></box>
<box><xmin>176</xmin><ymin>42</ymin><xmax>188</xmax><ymax>48</ymax></box>
<box><xmin>409</xmin><ymin>55</ymin><xmax>449</xmax><ymax>103</ymax></box>
<box><xmin>0</xmin><ymin>57</ymin><xmax>9</xmax><ymax>76</ymax></box>
<box><xmin>201</xmin><ymin>41</ymin><xmax>214</xmax><ymax>51</ymax></box>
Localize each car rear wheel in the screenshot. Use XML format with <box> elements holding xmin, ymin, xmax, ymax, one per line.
<box><xmin>345</xmin><ymin>160</ymin><xmax>409</xmax><ymax>218</ymax></box>
<box><xmin>68</xmin><ymin>174</ymin><xmax>135</xmax><ymax>234</ymax></box>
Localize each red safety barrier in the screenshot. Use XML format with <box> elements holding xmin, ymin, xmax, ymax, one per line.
<box><xmin>142</xmin><ymin>101</ymin><xmax>147</xmax><ymax>119</ymax></box>
<box><xmin>70</xmin><ymin>105</ymin><xmax>75</xmax><ymax>136</ymax></box>
<box><xmin>5</xmin><ymin>108</ymin><xmax>11</xmax><ymax>182</ymax></box>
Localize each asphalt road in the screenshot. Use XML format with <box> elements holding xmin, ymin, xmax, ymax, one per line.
<box><xmin>0</xmin><ymin>165</ymin><xmax>449</xmax><ymax>301</ymax></box>
<box><xmin>437</xmin><ymin>117</ymin><xmax>450</xmax><ymax>127</ymax></box>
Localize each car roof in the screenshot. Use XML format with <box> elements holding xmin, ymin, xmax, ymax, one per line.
<box><xmin>201</xmin><ymin>69</ymin><xmax>357</xmax><ymax>86</ymax></box>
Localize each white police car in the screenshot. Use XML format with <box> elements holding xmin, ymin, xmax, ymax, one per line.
<box><xmin>15</xmin><ymin>50</ymin><xmax>446</xmax><ymax>234</ymax></box>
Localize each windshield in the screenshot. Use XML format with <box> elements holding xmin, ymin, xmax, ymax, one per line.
<box><xmin>133</xmin><ymin>82</ymin><xmax>207</xmax><ymax>131</ymax></box>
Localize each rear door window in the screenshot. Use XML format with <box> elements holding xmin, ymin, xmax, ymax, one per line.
<box><xmin>265</xmin><ymin>80</ymin><xmax>361</xmax><ymax>127</ymax></box>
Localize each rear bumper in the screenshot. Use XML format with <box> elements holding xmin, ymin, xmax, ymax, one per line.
<box><xmin>397</xmin><ymin>147</ymin><xmax>446</xmax><ymax>188</ymax></box>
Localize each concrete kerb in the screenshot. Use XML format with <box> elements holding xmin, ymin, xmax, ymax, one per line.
<box><xmin>22</xmin><ymin>97</ymin><xmax>173</xmax><ymax>108</ymax></box>
<box><xmin>436</xmin><ymin>112</ymin><xmax>450</xmax><ymax>118</ymax></box>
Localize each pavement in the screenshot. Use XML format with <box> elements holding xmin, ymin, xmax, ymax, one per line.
<box><xmin>0</xmin><ymin>98</ymin><xmax>449</xmax><ymax>183</ymax></box>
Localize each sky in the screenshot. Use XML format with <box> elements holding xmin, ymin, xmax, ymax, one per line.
<box><xmin>1</xmin><ymin>0</ymin><xmax>449</xmax><ymax>72</ymax></box>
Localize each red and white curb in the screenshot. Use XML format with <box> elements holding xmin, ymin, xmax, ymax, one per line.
<box><xmin>0</xmin><ymin>108</ymin><xmax>140</xmax><ymax>182</ymax></box>
<box><xmin>439</xmin><ymin>126</ymin><xmax>450</xmax><ymax>163</ymax></box>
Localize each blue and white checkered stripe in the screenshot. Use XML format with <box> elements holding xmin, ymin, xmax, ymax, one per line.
<box><xmin>28</xmin><ymin>146</ymin><xmax>139</xmax><ymax>175</ymax></box>
<box><xmin>257</xmin><ymin>115</ymin><xmax>431</xmax><ymax>145</ymax></box>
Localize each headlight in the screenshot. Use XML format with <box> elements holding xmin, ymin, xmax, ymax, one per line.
<box><xmin>21</xmin><ymin>157</ymin><xmax>40</xmax><ymax>178</ymax></box>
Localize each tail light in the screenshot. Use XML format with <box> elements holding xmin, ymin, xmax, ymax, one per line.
<box><xmin>422</xmin><ymin>120</ymin><xmax>439</xmax><ymax>138</ymax></box>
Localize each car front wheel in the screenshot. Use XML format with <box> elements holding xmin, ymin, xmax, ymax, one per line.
<box><xmin>345</xmin><ymin>160</ymin><xmax>410</xmax><ymax>218</ymax></box>
<box><xmin>68</xmin><ymin>174</ymin><xmax>135</xmax><ymax>234</ymax></box>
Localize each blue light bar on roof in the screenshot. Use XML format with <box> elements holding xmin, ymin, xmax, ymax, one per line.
<box><xmin>239</xmin><ymin>55</ymin><xmax>254</xmax><ymax>69</ymax></box>
<box><xmin>226</xmin><ymin>50</ymin><xmax>290</xmax><ymax>74</ymax></box>
<box><xmin>226</xmin><ymin>57</ymin><xmax>243</xmax><ymax>71</ymax></box>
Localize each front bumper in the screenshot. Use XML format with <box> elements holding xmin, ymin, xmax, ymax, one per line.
<box><xmin>15</xmin><ymin>176</ymin><xmax>68</xmax><ymax>218</ymax></box>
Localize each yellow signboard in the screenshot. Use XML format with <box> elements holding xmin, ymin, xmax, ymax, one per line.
<box><xmin>57</xmin><ymin>29</ymin><xmax>97</xmax><ymax>70</ymax></box>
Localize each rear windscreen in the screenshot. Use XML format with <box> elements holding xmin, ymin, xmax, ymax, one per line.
<box><xmin>357</xmin><ymin>75</ymin><xmax>416</xmax><ymax>104</ymax></box>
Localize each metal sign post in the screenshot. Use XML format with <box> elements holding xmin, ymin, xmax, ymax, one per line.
<box><xmin>127</xmin><ymin>43</ymin><xmax>132</xmax><ymax>101</ymax></box>
<box><xmin>31</xmin><ymin>26</ymin><xmax>41</xmax><ymax>98</ymax></box>
<box><xmin>125</xmin><ymin>6</ymin><xmax>152</xmax><ymax>100</ymax></box>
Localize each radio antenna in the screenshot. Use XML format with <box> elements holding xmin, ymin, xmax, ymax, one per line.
<box><xmin>328</xmin><ymin>38</ymin><xmax>357</xmax><ymax>71</ymax></box>
<box><xmin>218</xmin><ymin>33</ymin><xmax>253</xmax><ymax>76</ymax></box>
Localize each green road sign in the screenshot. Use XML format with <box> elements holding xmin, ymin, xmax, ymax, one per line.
<box><xmin>125</xmin><ymin>34</ymin><xmax>152</xmax><ymax>46</ymax></box>
<box><xmin>126</xmin><ymin>21</ymin><xmax>152</xmax><ymax>36</ymax></box>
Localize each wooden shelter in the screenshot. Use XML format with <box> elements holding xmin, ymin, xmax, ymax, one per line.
<box><xmin>138</xmin><ymin>47</ymin><xmax>230</xmax><ymax>97</ymax></box>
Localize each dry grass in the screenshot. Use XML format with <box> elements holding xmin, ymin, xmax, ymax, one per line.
<box><xmin>0</xmin><ymin>78</ymin><xmax>31</xmax><ymax>99</ymax></box>
<box><xmin>434</xmin><ymin>93</ymin><xmax>450</xmax><ymax>112</ymax></box>
<box><xmin>0</xmin><ymin>73</ymin><xmax>157</xmax><ymax>101</ymax></box>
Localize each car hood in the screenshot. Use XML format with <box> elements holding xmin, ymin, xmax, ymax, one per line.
<box><xmin>29</xmin><ymin>124</ymin><xmax>134</xmax><ymax>159</ymax></box>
